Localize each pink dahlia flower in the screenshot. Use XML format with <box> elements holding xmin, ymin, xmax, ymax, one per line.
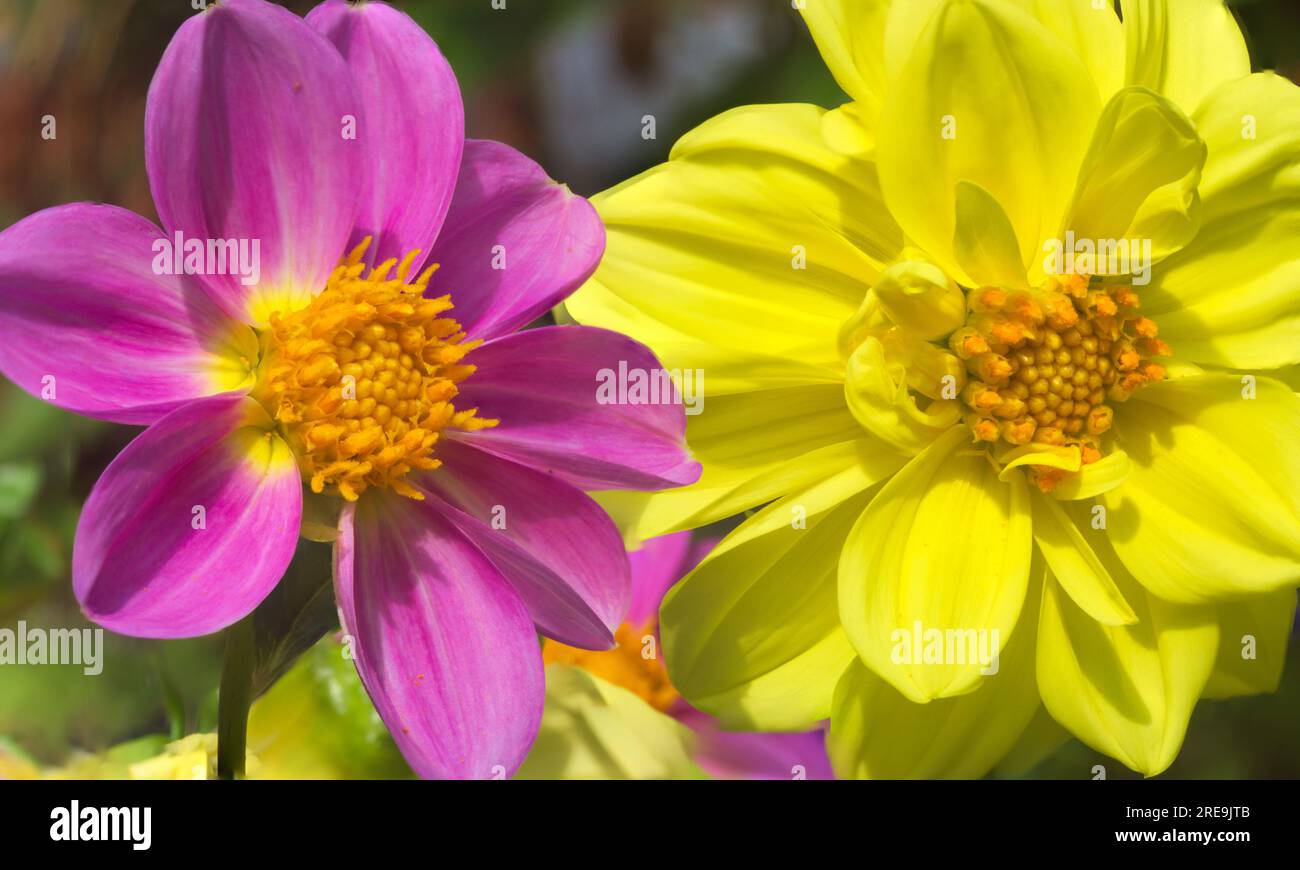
<box><xmin>0</xmin><ymin>0</ymin><xmax>699</xmax><ymax>779</ymax></box>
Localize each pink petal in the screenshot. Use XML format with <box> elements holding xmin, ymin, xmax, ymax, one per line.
<box><xmin>418</xmin><ymin>439</ymin><xmax>630</xmax><ymax>650</ymax></box>
<box><xmin>677</xmin><ymin>708</ymin><xmax>834</xmax><ymax>780</ymax></box>
<box><xmin>146</xmin><ymin>0</ymin><xmax>363</xmax><ymax>325</ymax></box>
<box><xmin>336</xmin><ymin>493</ymin><xmax>544</xmax><ymax>780</ymax></box>
<box><xmin>72</xmin><ymin>395</ymin><xmax>302</xmax><ymax>638</ymax></box>
<box><xmin>306</xmin><ymin>0</ymin><xmax>464</xmax><ymax>272</ymax></box>
<box><xmin>0</xmin><ymin>204</ymin><xmax>255</xmax><ymax>425</ymax></box>
<box><xmin>453</xmin><ymin>325</ymin><xmax>701</xmax><ymax>491</ymax></box>
<box><xmin>428</xmin><ymin>140</ymin><xmax>604</xmax><ymax>340</ymax></box>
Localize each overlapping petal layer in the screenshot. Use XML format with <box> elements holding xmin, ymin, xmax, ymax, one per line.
<box><xmin>1037</xmin><ymin>525</ymin><xmax>1218</xmax><ymax>776</ymax></box>
<box><xmin>567</xmin><ymin>103</ymin><xmax>902</xmax><ymax>374</ymax></box>
<box><xmin>661</xmin><ymin>490</ymin><xmax>869</xmax><ymax>731</ymax></box>
<box><xmin>452</xmin><ymin>325</ymin><xmax>699</xmax><ymax>492</ymax></box>
<box><xmin>427</xmin><ymin>141</ymin><xmax>605</xmax><ymax>341</ymax></box>
<box><xmin>829</xmin><ymin>572</ymin><xmax>1042</xmax><ymax>779</ymax></box>
<box><xmin>876</xmin><ymin>0</ymin><xmax>1101</xmax><ymax>285</ymax></box>
<box><xmin>419</xmin><ymin>439</ymin><xmax>630</xmax><ymax>650</ymax></box>
<box><xmin>1104</xmin><ymin>375</ymin><xmax>1300</xmax><ymax>602</ymax></box>
<box><xmin>1121</xmin><ymin>0</ymin><xmax>1250</xmax><ymax>114</ymax></box>
<box><xmin>839</xmin><ymin>427</ymin><xmax>1033</xmax><ymax>702</ymax></box>
<box><xmin>1145</xmin><ymin>73</ymin><xmax>1300</xmax><ymax>368</ymax></box>
<box><xmin>615</xmin><ymin>390</ymin><xmax>895</xmax><ymax>541</ymax></box>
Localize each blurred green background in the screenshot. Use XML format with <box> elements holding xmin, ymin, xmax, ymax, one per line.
<box><xmin>0</xmin><ymin>0</ymin><xmax>1298</xmax><ymax>779</ymax></box>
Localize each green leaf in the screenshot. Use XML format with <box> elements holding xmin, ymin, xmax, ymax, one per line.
<box><xmin>517</xmin><ymin>665</ymin><xmax>705</xmax><ymax>780</ymax></box>
<box><xmin>0</xmin><ymin>462</ymin><xmax>42</xmax><ymax>518</ymax></box>
<box><xmin>0</xmin><ymin>385</ymin><xmax>101</xmax><ymax>464</ymax></box>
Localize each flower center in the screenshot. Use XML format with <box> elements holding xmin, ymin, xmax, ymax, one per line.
<box><xmin>251</xmin><ymin>238</ymin><xmax>496</xmax><ymax>501</ymax></box>
<box><xmin>542</xmin><ymin>621</ymin><xmax>680</xmax><ymax>713</ymax></box>
<box><xmin>950</xmin><ymin>275</ymin><xmax>1168</xmax><ymax>491</ymax></box>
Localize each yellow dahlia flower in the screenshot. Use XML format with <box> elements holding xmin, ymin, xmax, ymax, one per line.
<box><xmin>566</xmin><ymin>0</ymin><xmax>1300</xmax><ymax>777</ymax></box>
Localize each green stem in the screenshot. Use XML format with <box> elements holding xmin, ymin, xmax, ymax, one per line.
<box><xmin>216</xmin><ymin>615</ymin><xmax>255</xmax><ymax>780</ymax></box>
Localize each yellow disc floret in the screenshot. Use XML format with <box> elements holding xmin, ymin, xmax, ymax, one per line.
<box><xmin>251</xmin><ymin>238</ymin><xmax>496</xmax><ymax>502</ymax></box>
<box><xmin>952</xmin><ymin>275</ymin><xmax>1169</xmax><ymax>491</ymax></box>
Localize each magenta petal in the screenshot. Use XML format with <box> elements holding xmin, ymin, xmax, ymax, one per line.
<box><xmin>0</xmin><ymin>204</ymin><xmax>255</xmax><ymax>425</ymax></box>
<box><xmin>428</xmin><ymin>140</ymin><xmax>604</xmax><ymax>340</ymax></box>
<box><xmin>677</xmin><ymin>709</ymin><xmax>835</xmax><ymax>780</ymax></box>
<box><xmin>336</xmin><ymin>494</ymin><xmax>544</xmax><ymax>780</ymax></box>
<box><xmin>306</xmin><ymin>0</ymin><xmax>464</xmax><ymax>272</ymax></box>
<box><xmin>72</xmin><ymin>395</ymin><xmax>302</xmax><ymax>638</ymax></box>
<box><xmin>453</xmin><ymin>325</ymin><xmax>701</xmax><ymax>491</ymax></box>
<box><xmin>418</xmin><ymin>439</ymin><xmax>630</xmax><ymax>650</ymax></box>
<box><xmin>146</xmin><ymin>0</ymin><xmax>362</xmax><ymax>324</ymax></box>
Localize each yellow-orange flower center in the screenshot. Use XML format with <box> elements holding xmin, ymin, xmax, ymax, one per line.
<box><xmin>542</xmin><ymin>621</ymin><xmax>680</xmax><ymax>713</ymax></box>
<box><xmin>951</xmin><ymin>275</ymin><xmax>1168</xmax><ymax>491</ymax></box>
<box><xmin>251</xmin><ymin>238</ymin><xmax>496</xmax><ymax>501</ymax></box>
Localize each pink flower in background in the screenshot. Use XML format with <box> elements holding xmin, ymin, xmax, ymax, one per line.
<box><xmin>545</xmin><ymin>532</ymin><xmax>834</xmax><ymax>780</ymax></box>
<box><xmin>0</xmin><ymin>0</ymin><xmax>698</xmax><ymax>779</ymax></box>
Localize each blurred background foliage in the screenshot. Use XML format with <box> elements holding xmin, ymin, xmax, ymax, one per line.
<box><xmin>0</xmin><ymin>0</ymin><xmax>1297</xmax><ymax>779</ymax></box>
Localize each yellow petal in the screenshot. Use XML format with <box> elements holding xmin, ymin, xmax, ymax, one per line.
<box><xmin>867</xmin><ymin>257</ymin><xmax>965</xmax><ymax>341</ymax></box>
<box><xmin>843</xmin><ymin>337</ymin><xmax>961</xmax><ymax>456</ymax></box>
<box><xmin>828</xmin><ymin>568</ymin><xmax>1042</xmax><ymax>779</ymax></box>
<box><xmin>798</xmin><ymin>0</ymin><xmax>890</xmax><ymax>117</ymax></box>
<box><xmin>886</xmin><ymin>0</ymin><xmax>1122</xmax><ymax>95</ymax></box>
<box><xmin>1032</xmin><ymin>493</ymin><xmax>1137</xmax><ymax>626</ymax></box>
<box><xmin>821</xmin><ymin>102</ymin><xmax>876</xmax><ymax>157</ymax></box>
<box><xmin>1144</xmin><ymin>73</ymin><xmax>1300</xmax><ymax>368</ymax></box>
<box><xmin>568</xmin><ymin>103</ymin><xmax>902</xmax><ymax>379</ymax></box>
<box><xmin>1036</xmin><ymin>555</ymin><xmax>1217</xmax><ymax>777</ymax></box>
<box><xmin>630</xmin><ymin>331</ymin><xmax>845</xmax><ymax>399</ymax></box>
<box><xmin>660</xmin><ymin>489</ymin><xmax>868</xmax><ymax>731</ymax></box>
<box><xmin>608</xmin><ymin>384</ymin><xmax>879</xmax><ymax>540</ymax></box>
<box><xmin>515</xmin><ymin>665</ymin><xmax>704</xmax><ymax>780</ymax></box>
<box><xmin>1104</xmin><ymin>374</ymin><xmax>1300</xmax><ymax>602</ymax></box>
<box><xmin>954</xmin><ymin>181</ymin><xmax>1028</xmax><ymax>290</ymax></box>
<box><xmin>1121</xmin><ymin>0</ymin><xmax>1250</xmax><ymax>115</ymax></box>
<box><xmin>876</xmin><ymin>0</ymin><xmax>1100</xmax><ymax>285</ymax></box>
<box><xmin>881</xmin><ymin>0</ymin><xmax>945</xmax><ymax>82</ymax></box>
<box><xmin>1269</xmin><ymin>363</ymin><xmax>1300</xmax><ymax>392</ymax></box>
<box><xmin>1049</xmin><ymin>448</ymin><xmax>1131</xmax><ymax>501</ymax></box>
<box><xmin>1005</xmin><ymin>0</ymin><xmax>1124</xmax><ymax>102</ymax></box>
<box><xmin>705</xmin><ymin>442</ymin><xmax>905</xmax><ymax>554</ymax></box>
<box><xmin>1202</xmin><ymin>589</ymin><xmax>1297</xmax><ymax>700</ymax></box>
<box><xmin>839</xmin><ymin>426</ymin><xmax>1033</xmax><ymax>702</ymax></box>
<box><xmin>997</xmin><ymin>444</ymin><xmax>1081</xmax><ymax>482</ymax></box>
<box><xmin>1059</xmin><ymin>86</ymin><xmax>1205</xmax><ymax>267</ymax></box>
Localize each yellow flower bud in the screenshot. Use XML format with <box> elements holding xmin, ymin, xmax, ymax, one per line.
<box><xmin>871</xmin><ymin>256</ymin><xmax>965</xmax><ymax>340</ymax></box>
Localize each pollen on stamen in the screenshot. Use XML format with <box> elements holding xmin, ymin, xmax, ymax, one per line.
<box><xmin>956</xmin><ymin>277</ymin><xmax>1168</xmax><ymax>491</ymax></box>
<box><xmin>250</xmin><ymin>237</ymin><xmax>497</xmax><ymax>502</ymax></box>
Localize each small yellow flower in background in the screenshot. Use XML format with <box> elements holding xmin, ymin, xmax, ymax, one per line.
<box><xmin>566</xmin><ymin>0</ymin><xmax>1300</xmax><ymax>777</ymax></box>
<box><xmin>126</xmin><ymin>735</ymin><xmax>258</xmax><ymax>781</ymax></box>
<box><xmin>31</xmin><ymin>734</ymin><xmax>249</xmax><ymax>781</ymax></box>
